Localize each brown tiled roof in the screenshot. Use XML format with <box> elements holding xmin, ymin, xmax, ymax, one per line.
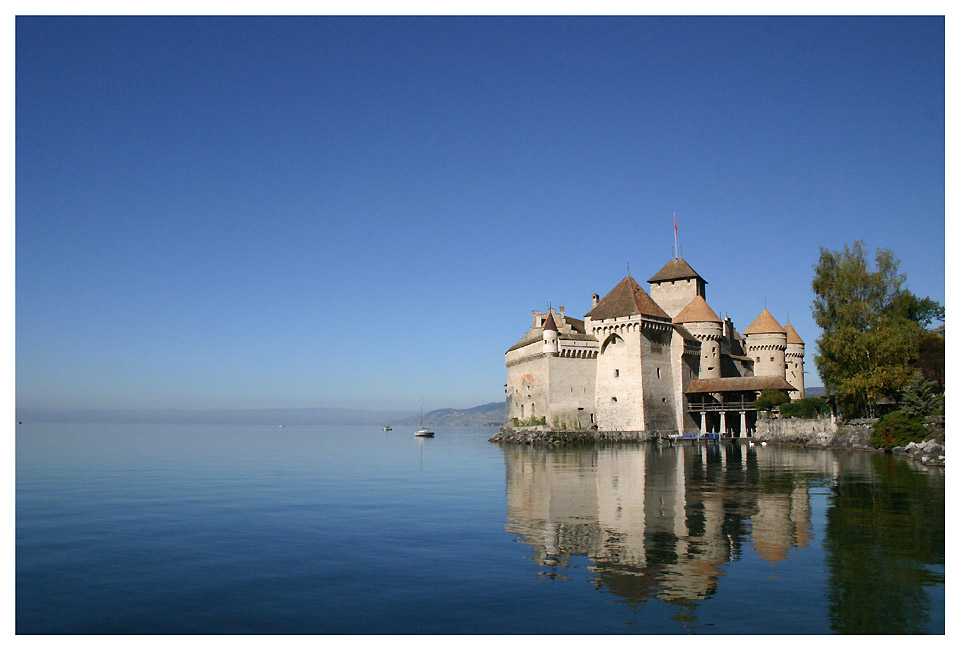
<box><xmin>742</xmin><ymin>309</ymin><xmax>785</xmax><ymax>335</ymax></box>
<box><xmin>784</xmin><ymin>322</ymin><xmax>804</xmax><ymax>345</ymax></box>
<box><xmin>685</xmin><ymin>376</ymin><xmax>796</xmax><ymax>394</ymax></box>
<box><xmin>543</xmin><ymin>312</ymin><xmax>558</xmax><ymax>331</ymax></box>
<box><xmin>506</xmin><ymin>336</ymin><xmax>539</xmax><ymax>353</ymax></box>
<box><xmin>673</xmin><ymin>295</ymin><xmax>722</xmax><ymax>324</ymax></box>
<box><xmin>564</xmin><ymin>316</ymin><xmax>586</xmax><ymax>334</ymax></box>
<box><xmin>672</xmin><ymin>323</ymin><xmax>700</xmax><ymax>342</ymax></box>
<box><xmin>585</xmin><ymin>276</ymin><xmax>670</xmax><ymax>321</ymax></box>
<box><xmin>647</xmin><ymin>257</ymin><xmax>706</xmax><ymax>284</ymax></box>
<box><xmin>559</xmin><ymin>333</ymin><xmax>598</xmax><ymax>342</ymax></box>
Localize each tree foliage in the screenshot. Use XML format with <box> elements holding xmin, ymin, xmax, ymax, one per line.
<box><xmin>899</xmin><ymin>372</ymin><xmax>939</xmax><ymax>419</ymax></box>
<box><xmin>869</xmin><ymin>410</ymin><xmax>927</xmax><ymax>450</ymax></box>
<box><xmin>917</xmin><ymin>326</ymin><xmax>944</xmax><ymax>391</ymax></box>
<box><xmin>780</xmin><ymin>396</ymin><xmax>830</xmax><ymax>419</ymax></box>
<box><xmin>812</xmin><ymin>241</ymin><xmax>943</xmax><ymax>418</ymax></box>
<box><xmin>755</xmin><ymin>389</ymin><xmax>789</xmax><ymax>412</ymax></box>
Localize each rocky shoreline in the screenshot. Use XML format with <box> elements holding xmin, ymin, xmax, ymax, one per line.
<box><xmin>892</xmin><ymin>439</ymin><xmax>946</xmax><ymax>466</ymax></box>
<box><xmin>491</xmin><ymin>418</ymin><xmax>945</xmax><ymax>467</ymax></box>
<box><xmin>489</xmin><ymin>427</ymin><xmax>649</xmax><ymax>445</ymax></box>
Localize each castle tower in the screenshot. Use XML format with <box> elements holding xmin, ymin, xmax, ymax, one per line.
<box><xmin>542</xmin><ymin>311</ymin><xmax>559</xmax><ymax>356</ymax></box>
<box><xmin>783</xmin><ymin>322</ymin><xmax>805</xmax><ymax>399</ymax></box>
<box><xmin>674</xmin><ymin>295</ymin><xmax>723</xmax><ymax>379</ymax></box>
<box><xmin>585</xmin><ymin>276</ymin><xmax>673</xmax><ymax>432</ymax></box>
<box><xmin>743</xmin><ymin>309</ymin><xmax>787</xmax><ymax>380</ymax></box>
<box><xmin>647</xmin><ymin>257</ymin><xmax>707</xmax><ymax>320</ymax></box>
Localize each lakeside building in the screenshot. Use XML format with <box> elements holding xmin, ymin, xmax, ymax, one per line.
<box><xmin>504</xmin><ymin>256</ymin><xmax>804</xmax><ymax>437</ymax></box>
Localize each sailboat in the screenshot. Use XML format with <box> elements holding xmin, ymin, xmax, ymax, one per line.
<box><xmin>414</xmin><ymin>399</ymin><xmax>434</xmax><ymax>437</ymax></box>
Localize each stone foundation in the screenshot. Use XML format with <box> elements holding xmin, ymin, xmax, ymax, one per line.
<box><xmin>490</xmin><ymin>427</ymin><xmax>650</xmax><ymax>445</ymax></box>
<box><xmin>755</xmin><ymin>416</ymin><xmax>945</xmax><ymax>465</ymax></box>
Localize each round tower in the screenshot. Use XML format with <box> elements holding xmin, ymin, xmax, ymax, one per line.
<box><xmin>542</xmin><ymin>311</ymin><xmax>559</xmax><ymax>356</ymax></box>
<box><xmin>784</xmin><ymin>322</ymin><xmax>805</xmax><ymax>398</ymax></box>
<box><xmin>743</xmin><ymin>309</ymin><xmax>787</xmax><ymax>379</ymax></box>
<box><xmin>673</xmin><ymin>295</ymin><xmax>723</xmax><ymax>379</ymax></box>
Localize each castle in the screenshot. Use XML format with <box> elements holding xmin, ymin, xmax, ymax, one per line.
<box><xmin>504</xmin><ymin>256</ymin><xmax>805</xmax><ymax>437</ymax></box>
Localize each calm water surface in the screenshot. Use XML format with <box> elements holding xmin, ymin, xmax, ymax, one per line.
<box><xmin>16</xmin><ymin>423</ymin><xmax>944</xmax><ymax>634</ymax></box>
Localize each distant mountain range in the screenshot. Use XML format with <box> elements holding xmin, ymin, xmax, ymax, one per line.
<box><xmin>22</xmin><ymin>393</ymin><xmax>837</xmax><ymax>426</ymax></box>
<box><xmin>397</xmin><ymin>402</ymin><xmax>505</xmax><ymax>426</ymax></box>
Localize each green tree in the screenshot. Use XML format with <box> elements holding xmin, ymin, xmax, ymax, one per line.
<box><xmin>780</xmin><ymin>396</ymin><xmax>830</xmax><ymax>419</ymax></box>
<box><xmin>900</xmin><ymin>372</ymin><xmax>938</xmax><ymax>419</ymax></box>
<box><xmin>869</xmin><ymin>410</ymin><xmax>927</xmax><ymax>450</ymax></box>
<box><xmin>755</xmin><ymin>389</ymin><xmax>789</xmax><ymax>412</ymax></box>
<box><xmin>917</xmin><ymin>326</ymin><xmax>944</xmax><ymax>391</ymax></box>
<box><xmin>812</xmin><ymin>241</ymin><xmax>943</xmax><ymax>418</ymax></box>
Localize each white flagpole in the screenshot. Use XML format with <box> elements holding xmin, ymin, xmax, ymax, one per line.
<box><xmin>673</xmin><ymin>212</ymin><xmax>678</xmax><ymax>259</ymax></box>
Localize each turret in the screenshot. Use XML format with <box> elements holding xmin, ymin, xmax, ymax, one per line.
<box><xmin>674</xmin><ymin>296</ymin><xmax>723</xmax><ymax>379</ymax></box>
<box><xmin>542</xmin><ymin>311</ymin><xmax>559</xmax><ymax>356</ymax></box>
<box><xmin>648</xmin><ymin>257</ymin><xmax>707</xmax><ymax>319</ymax></box>
<box><xmin>743</xmin><ymin>309</ymin><xmax>787</xmax><ymax>379</ymax></box>
<box><xmin>784</xmin><ymin>322</ymin><xmax>805</xmax><ymax>398</ymax></box>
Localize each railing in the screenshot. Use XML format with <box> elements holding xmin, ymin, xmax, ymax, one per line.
<box><xmin>687</xmin><ymin>400</ymin><xmax>757</xmax><ymax>412</ymax></box>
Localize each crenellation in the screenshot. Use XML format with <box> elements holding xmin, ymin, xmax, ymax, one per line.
<box><xmin>504</xmin><ymin>257</ymin><xmax>805</xmax><ymax>437</ymax></box>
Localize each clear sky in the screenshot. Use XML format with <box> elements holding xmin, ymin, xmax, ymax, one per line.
<box><xmin>15</xmin><ymin>15</ymin><xmax>945</xmax><ymax>412</ymax></box>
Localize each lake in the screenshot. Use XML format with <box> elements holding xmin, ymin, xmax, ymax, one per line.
<box><xmin>16</xmin><ymin>423</ymin><xmax>944</xmax><ymax>634</ymax></box>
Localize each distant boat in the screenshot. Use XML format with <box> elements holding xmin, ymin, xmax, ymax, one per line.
<box><xmin>278</xmin><ymin>425</ymin><xmax>285</xmax><ymax>429</ymax></box>
<box><xmin>383</xmin><ymin>426</ymin><xmax>392</xmax><ymax>431</ymax></box>
<box><xmin>414</xmin><ymin>399</ymin><xmax>434</xmax><ymax>437</ymax></box>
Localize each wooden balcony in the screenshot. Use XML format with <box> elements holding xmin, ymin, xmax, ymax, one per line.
<box><xmin>687</xmin><ymin>400</ymin><xmax>757</xmax><ymax>412</ymax></box>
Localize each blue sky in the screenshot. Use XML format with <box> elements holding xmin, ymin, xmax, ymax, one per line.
<box><xmin>15</xmin><ymin>16</ymin><xmax>945</xmax><ymax>412</ymax></box>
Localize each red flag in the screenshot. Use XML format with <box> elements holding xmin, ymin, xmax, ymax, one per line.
<box><xmin>674</xmin><ymin>212</ymin><xmax>678</xmax><ymax>237</ymax></box>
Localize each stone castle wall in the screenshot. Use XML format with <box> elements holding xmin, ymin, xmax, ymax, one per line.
<box><xmin>649</xmin><ymin>277</ymin><xmax>702</xmax><ymax>319</ymax></box>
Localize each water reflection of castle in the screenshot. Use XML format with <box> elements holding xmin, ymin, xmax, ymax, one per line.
<box><xmin>503</xmin><ymin>443</ymin><xmax>819</xmax><ymax>604</ymax></box>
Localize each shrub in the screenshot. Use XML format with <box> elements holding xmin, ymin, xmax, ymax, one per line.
<box><xmin>900</xmin><ymin>371</ymin><xmax>940</xmax><ymax>419</ymax></box>
<box><xmin>870</xmin><ymin>410</ymin><xmax>927</xmax><ymax>450</ymax></box>
<box><xmin>756</xmin><ymin>389</ymin><xmax>790</xmax><ymax>412</ymax></box>
<box><xmin>515</xmin><ymin>416</ymin><xmax>547</xmax><ymax>427</ymax></box>
<box><xmin>780</xmin><ymin>397</ymin><xmax>830</xmax><ymax>419</ymax></box>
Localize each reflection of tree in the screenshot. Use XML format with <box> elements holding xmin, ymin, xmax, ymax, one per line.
<box><xmin>824</xmin><ymin>455</ymin><xmax>945</xmax><ymax>634</ymax></box>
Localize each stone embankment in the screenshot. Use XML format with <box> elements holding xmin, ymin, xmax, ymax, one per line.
<box><xmin>492</xmin><ymin>419</ymin><xmax>945</xmax><ymax>466</ymax></box>
<box><xmin>755</xmin><ymin>416</ymin><xmax>945</xmax><ymax>466</ymax></box>
<box><xmin>894</xmin><ymin>439</ymin><xmax>945</xmax><ymax>466</ymax></box>
<box><xmin>490</xmin><ymin>427</ymin><xmax>649</xmax><ymax>445</ymax></box>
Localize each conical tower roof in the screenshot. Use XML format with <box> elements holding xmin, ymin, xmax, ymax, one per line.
<box><xmin>647</xmin><ymin>257</ymin><xmax>706</xmax><ymax>284</ymax></box>
<box><xmin>542</xmin><ymin>312</ymin><xmax>558</xmax><ymax>331</ymax></box>
<box><xmin>673</xmin><ymin>295</ymin><xmax>722</xmax><ymax>324</ymax></box>
<box><xmin>586</xmin><ymin>276</ymin><xmax>670</xmax><ymax>321</ymax></box>
<box><xmin>784</xmin><ymin>322</ymin><xmax>804</xmax><ymax>345</ymax></box>
<box><xmin>743</xmin><ymin>309</ymin><xmax>785</xmax><ymax>335</ymax></box>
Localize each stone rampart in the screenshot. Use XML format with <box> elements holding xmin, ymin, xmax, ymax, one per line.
<box><xmin>755</xmin><ymin>417</ymin><xmax>839</xmax><ymax>445</ymax></box>
<box><xmin>755</xmin><ymin>417</ymin><xmax>876</xmax><ymax>450</ymax></box>
<box><xmin>490</xmin><ymin>427</ymin><xmax>650</xmax><ymax>445</ymax></box>
<box><xmin>756</xmin><ymin>416</ymin><xmax>946</xmax><ymax>464</ymax></box>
